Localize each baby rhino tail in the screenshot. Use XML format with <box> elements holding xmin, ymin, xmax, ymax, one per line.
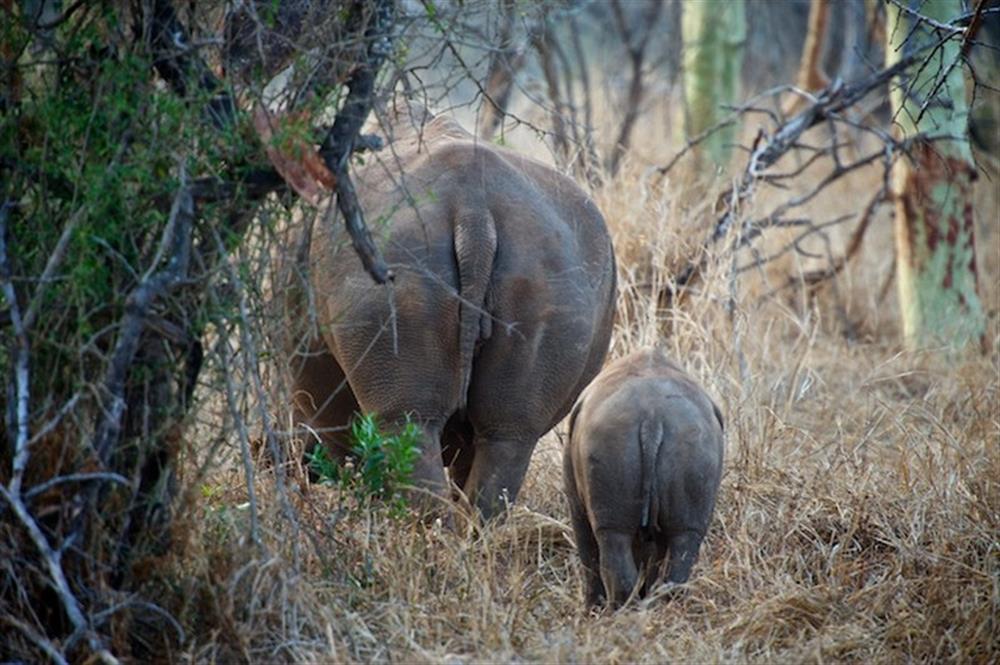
<box><xmin>638</xmin><ymin>419</ymin><xmax>665</xmax><ymax>531</ymax></box>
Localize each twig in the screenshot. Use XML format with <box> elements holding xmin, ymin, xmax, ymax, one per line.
<box><xmin>2</xmin><ymin>614</ymin><xmax>70</xmax><ymax>665</ymax></box>
<box><xmin>655</xmin><ymin>117</ymin><xmax>739</xmax><ymax>177</ymax></box>
<box><xmin>0</xmin><ymin>483</ymin><xmax>118</xmax><ymax>663</ymax></box>
<box><xmin>886</xmin><ymin>0</ymin><xmax>965</xmax><ymax>35</ymax></box>
<box><xmin>214</xmin><ymin>326</ymin><xmax>264</xmax><ymax>552</ymax></box>
<box><xmin>913</xmin><ymin>0</ymin><xmax>989</xmax><ymax>127</ymax></box>
<box><xmin>24</xmin><ymin>472</ymin><xmax>130</xmax><ymax>502</ymax></box>
<box><xmin>800</xmin><ymin>186</ymin><xmax>886</xmax><ymax>287</ymax></box>
<box><xmin>210</xmin><ymin>229</ymin><xmax>301</xmax><ymax>562</ymax></box>
<box><xmin>22</xmin><ymin>214</ymin><xmax>80</xmax><ymax>331</ymax></box>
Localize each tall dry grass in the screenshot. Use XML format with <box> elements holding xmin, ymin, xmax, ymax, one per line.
<box><xmin>148</xmin><ymin>98</ymin><xmax>1000</xmax><ymax>663</ymax></box>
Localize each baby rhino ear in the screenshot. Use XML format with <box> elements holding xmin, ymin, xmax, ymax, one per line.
<box><xmin>712</xmin><ymin>401</ymin><xmax>724</xmax><ymax>433</ymax></box>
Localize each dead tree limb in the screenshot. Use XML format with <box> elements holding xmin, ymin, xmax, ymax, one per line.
<box><xmin>661</xmin><ymin>36</ymin><xmax>948</xmax><ymax>305</ymax></box>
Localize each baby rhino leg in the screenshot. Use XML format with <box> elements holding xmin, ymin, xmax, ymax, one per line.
<box><xmin>595</xmin><ymin>529</ymin><xmax>639</xmax><ymax>609</ymax></box>
<box><xmin>666</xmin><ymin>529</ymin><xmax>706</xmax><ymax>584</ymax></box>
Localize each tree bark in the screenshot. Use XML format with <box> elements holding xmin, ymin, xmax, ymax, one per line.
<box><xmin>784</xmin><ymin>0</ymin><xmax>831</xmax><ymax>115</ymax></box>
<box><xmin>606</xmin><ymin>0</ymin><xmax>663</xmax><ymax>177</ymax></box>
<box><xmin>478</xmin><ymin>0</ymin><xmax>523</xmax><ymax>139</ymax></box>
<box><xmin>886</xmin><ymin>0</ymin><xmax>986</xmax><ymax>351</ymax></box>
<box><xmin>532</xmin><ymin>20</ymin><xmax>570</xmax><ymax>166</ymax></box>
<box><xmin>681</xmin><ymin>0</ymin><xmax>746</xmax><ymax>171</ymax></box>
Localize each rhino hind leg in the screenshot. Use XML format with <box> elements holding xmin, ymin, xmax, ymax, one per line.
<box><xmin>665</xmin><ymin>529</ymin><xmax>705</xmax><ymax>585</ymax></box>
<box><xmin>462</xmin><ymin>436</ymin><xmax>537</xmax><ymax>520</ymax></box>
<box><xmin>441</xmin><ymin>414</ymin><xmax>476</xmax><ymax>494</ymax></box>
<box><xmin>383</xmin><ymin>417</ymin><xmax>451</xmax><ymax>517</ymax></box>
<box><xmin>633</xmin><ymin>537</ymin><xmax>668</xmax><ymax>597</ymax></box>
<box><xmin>564</xmin><ymin>460</ymin><xmax>604</xmax><ymax>608</ymax></box>
<box><xmin>573</xmin><ymin>514</ymin><xmax>604</xmax><ymax>608</ymax></box>
<box><xmin>595</xmin><ymin>528</ymin><xmax>639</xmax><ymax>609</ymax></box>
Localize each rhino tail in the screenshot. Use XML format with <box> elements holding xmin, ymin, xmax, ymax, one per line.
<box><xmin>453</xmin><ymin>209</ymin><xmax>498</xmax><ymax>410</ymax></box>
<box><xmin>639</xmin><ymin>419</ymin><xmax>665</xmax><ymax>531</ymax></box>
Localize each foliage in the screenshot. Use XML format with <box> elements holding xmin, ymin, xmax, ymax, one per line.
<box><xmin>308</xmin><ymin>413</ymin><xmax>421</xmax><ymax>516</ymax></box>
<box><xmin>0</xmin><ymin>2</ymin><xmax>390</xmax><ymax>661</ymax></box>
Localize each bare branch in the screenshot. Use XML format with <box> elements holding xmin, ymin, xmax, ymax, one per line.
<box><xmin>24</xmin><ymin>472</ymin><xmax>130</xmax><ymax>502</ymax></box>
<box><xmin>662</xmin><ymin>35</ymin><xmax>953</xmax><ymax>303</ymax></box>
<box><xmin>1</xmin><ymin>202</ymin><xmax>30</xmax><ymax>497</ymax></box>
<box><xmin>92</xmin><ymin>167</ymin><xmax>194</xmax><ymax>465</ymax></box>
<box><xmin>319</xmin><ymin>0</ymin><xmax>395</xmax><ymax>285</ymax></box>
<box><xmin>0</xmin><ymin>483</ymin><xmax>118</xmax><ymax>663</ymax></box>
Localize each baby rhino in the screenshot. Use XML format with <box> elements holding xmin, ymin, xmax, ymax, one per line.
<box><xmin>564</xmin><ymin>348</ymin><xmax>724</xmax><ymax>609</ymax></box>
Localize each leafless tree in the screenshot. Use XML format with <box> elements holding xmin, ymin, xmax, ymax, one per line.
<box><xmin>606</xmin><ymin>0</ymin><xmax>663</xmax><ymax>177</ymax></box>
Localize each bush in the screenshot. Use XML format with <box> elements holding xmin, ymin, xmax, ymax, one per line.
<box><xmin>308</xmin><ymin>413</ymin><xmax>421</xmax><ymax>515</ymax></box>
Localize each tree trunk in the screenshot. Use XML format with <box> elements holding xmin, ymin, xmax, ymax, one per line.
<box><xmin>478</xmin><ymin>0</ymin><xmax>523</xmax><ymax>139</ymax></box>
<box><xmin>886</xmin><ymin>0</ymin><xmax>986</xmax><ymax>351</ymax></box>
<box><xmin>784</xmin><ymin>0</ymin><xmax>831</xmax><ymax>115</ymax></box>
<box><xmin>680</xmin><ymin>0</ymin><xmax>746</xmax><ymax>171</ymax></box>
<box><xmin>532</xmin><ymin>20</ymin><xmax>571</xmax><ymax>166</ymax></box>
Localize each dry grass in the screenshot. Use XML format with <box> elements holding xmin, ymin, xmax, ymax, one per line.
<box><xmin>151</xmin><ymin>102</ymin><xmax>1000</xmax><ymax>663</ymax></box>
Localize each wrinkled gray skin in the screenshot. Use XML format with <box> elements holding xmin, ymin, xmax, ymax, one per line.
<box><xmin>286</xmin><ymin>105</ymin><xmax>616</xmax><ymax>519</ymax></box>
<box><xmin>564</xmin><ymin>348</ymin><xmax>724</xmax><ymax>609</ymax></box>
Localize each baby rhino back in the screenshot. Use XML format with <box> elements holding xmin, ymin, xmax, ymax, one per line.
<box><xmin>564</xmin><ymin>348</ymin><xmax>724</xmax><ymax>609</ymax></box>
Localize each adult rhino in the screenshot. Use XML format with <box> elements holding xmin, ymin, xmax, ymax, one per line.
<box><xmin>285</xmin><ymin>105</ymin><xmax>616</xmax><ymax>518</ymax></box>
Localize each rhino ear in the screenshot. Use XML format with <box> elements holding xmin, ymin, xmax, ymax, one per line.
<box><xmin>712</xmin><ymin>401</ymin><xmax>725</xmax><ymax>433</ymax></box>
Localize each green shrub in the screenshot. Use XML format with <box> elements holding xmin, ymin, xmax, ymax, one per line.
<box><xmin>308</xmin><ymin>413</ymin><xmax>421</xmax><ymax>515</ymax></box>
